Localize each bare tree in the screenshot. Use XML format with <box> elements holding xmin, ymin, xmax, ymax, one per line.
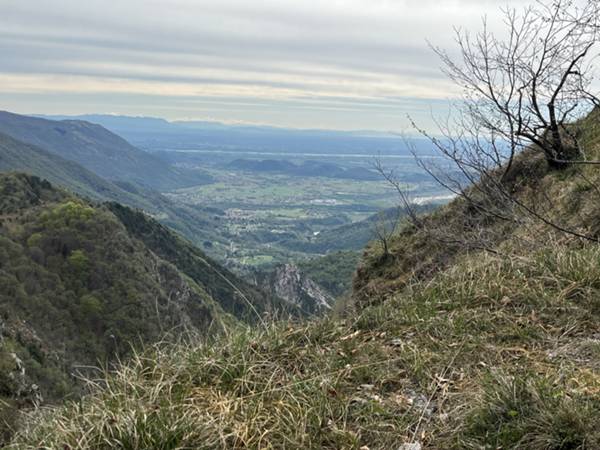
<box><xmin>405</xmin><ymin>0</ymin><xmax>600</xmax><ymax>246</ymax></box>
<box><xmin>372</xmin><ymin>207</ymin><xmax>401</xmax><ymax>259</ymax></box>
<box><xmin>375</xmin><ymin>152</ymin><xmax>512</xmax><ymax>255</ymax></box>
<box><xmin>432</xmin><ymin>0</ymin><xmax>599</xmax><ymax>171</ymax></box>
<box><xmin>368</xmin><ymin>157</ymin><xmax>413</xmax><ymax>257</ymax></box>
<box><xmin>373</xmin><ymin>157</ymin><xmax>421</xmax><ymax>227</ymax></box>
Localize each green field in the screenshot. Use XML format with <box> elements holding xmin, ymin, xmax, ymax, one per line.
<box><xmin>168</xmin><ymin>169</ymin><xmax>401</xmax><ymax>209</ymax></box>
<box><xmin>165</xmin><ymin>166</ymin><xmax>447</xmax><ymax>271</ymax></box>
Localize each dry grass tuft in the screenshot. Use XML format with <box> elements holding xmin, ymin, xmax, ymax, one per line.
<box><xmin>9</xmin><ymin>241</ymin><xmax>600</xmax><ymax>449</ymax></box>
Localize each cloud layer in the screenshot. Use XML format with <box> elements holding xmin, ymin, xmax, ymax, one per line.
<box><xmin>1</xmin><ymin>0</ymin><xmax>532</xmax><ymax>130</ymax></box>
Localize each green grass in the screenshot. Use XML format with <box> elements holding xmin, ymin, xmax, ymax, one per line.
<box><xmin>463</xmin><ymin>372</ymin><xmax>600</xmax><ymax>449</ymax></box>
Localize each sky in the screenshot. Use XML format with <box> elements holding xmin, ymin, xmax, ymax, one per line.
<box><xmin>1</xmin><ymin>0</ymin><xmax>536</xmax><ymax>132</ymax></box>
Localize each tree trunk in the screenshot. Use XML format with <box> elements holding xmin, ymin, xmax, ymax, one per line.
<box><xmin>546</xmin><ymin>104</ymin><xmax>580</xmax><ymax>169</ymax></box>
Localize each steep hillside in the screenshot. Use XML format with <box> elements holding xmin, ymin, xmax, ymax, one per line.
<box><xmin>256</xmin><ymin>263</ymin><xmax>335</xmax><ymax>315</ymax></box>
<box><xmin>0</xmin><ymin>173</ymin><xmax>233</xmax><ymax>441</ymax></box>
<box><xmin>12</xmin><ymin>242</ymin><xmax>600</xmax><ymax>449</ymax></box>
<box><xmin>1</xmin><ymin>115</ymin><xmax>352</xmax><ymax>304</ymax></box>
<box><xmin>107</xmin><ymin>203</ymin><xmax>295</xmax><ymax>321</ymax></box>
<box><xmin>0</xmin><ymin>131</ymin><xmax>147</xmax><ymax>206</ymax></box>
<box><xmin>354</xmin><ymin>108</ymin><xmax>600</xmax><ymax>308</ymax></box>
<box><xmin>0</xmin><ymin>111</ymin><xmax>211</xmax><ymax>190</ymax></box>
<box><xmin>12</xmin><ymin>111</ymin><xmax>600</xmax><ymax>449</ymax></box>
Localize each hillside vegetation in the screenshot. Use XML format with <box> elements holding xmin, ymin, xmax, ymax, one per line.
<box><xmin>10</xmin><ymin>110</ymin><xmax>600</xmax><ymax>448</ymax></box>
<box><xmin>0</xmin><ymin>132</ymin><xmax>142</xmax><ymax>206</ymax></box>
<box><xmin>11</xmin><ymin>244</ymin><xmax>600</xmax><ymax>449</ymax></box>
<box><xmin>354</xmin><ymin>108</ymin><xmax>600</xmax><ymax>306</ymax></box>
<box><xmin>107</xmin><ymin>203</ymin><xmax>296</xmax><ymax>321</ymax></box>
<box><xmin>298</xmin><ymin>250</ymin><xmax>361</xmax><ymax>298</ymax></box>
<box><xmin>0</xmin><ymin>173</ymin><xmax>283</xmax><ymax>441</ymax></box>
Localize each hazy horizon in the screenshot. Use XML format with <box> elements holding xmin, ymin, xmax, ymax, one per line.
<box><xmin>2</xmin><ymin>0</ymin><xmax>534</xmax><ymax>132</ymax></box>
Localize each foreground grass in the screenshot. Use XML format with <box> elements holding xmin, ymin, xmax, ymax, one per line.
<box><xmin>9</xmin><ymin>240</ymin><xmax>600</xmax><ymax>449</ymax></box>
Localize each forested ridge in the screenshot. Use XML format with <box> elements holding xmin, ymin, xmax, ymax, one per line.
<box><xmin>0</xmin><ymin>173</ymin><xmax>239</xmax><ymax>440</ymax></box>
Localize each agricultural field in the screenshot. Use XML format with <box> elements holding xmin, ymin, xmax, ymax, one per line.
<box><xmin>164</xmin><ymin>158</ymin><xmax>449</xmax><ymax>271</ymax></box>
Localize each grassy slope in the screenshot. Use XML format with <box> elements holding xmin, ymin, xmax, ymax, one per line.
<box><xmin>354</xmin><ymin>107</ymin><xmax>600</xmax><ymax>307</ymax></box>
<box><xmin>10</xmin><ymin>110</ymin><xmax>600</xmax><ymax>449</ymax></box>
<box><xmin>11</xmin><ymin>245</ymin><xmax>600</xmax><ymax>449</ymax></box>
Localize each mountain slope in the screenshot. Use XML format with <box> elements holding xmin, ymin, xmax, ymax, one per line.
<box><xmin>13</xmin><ymin>111</ymin><xmax>600</xmax><ymax>449</ymax></box>
<box><xmin>257</xmin><ymin>263</ymin><xmax>335</xmax><ymax>315</ymax></box>
<box><xmin>0</xmin><ymin>131</ymin><xmax>148</xmax><ymax>206</ymax></box>
<box><xmin>0</xmin><ymin>173</ymin><xmax>232</xmax><ymax>440</ymax></box>
<box><xmin>0</xmin><ymin>111</ymin><xmax>211</xmax><ymax>190</ymax></box>
<box><xmin>12</xmin><ymin>242</ymin><xmax>600</xmax><ymax>449</ymax></box>
<box><xmin>298</xmin><ymin>250</ymin><xmax>362</xmax><ymax>298</ymax></box>
<box><xmin>353</xmin><ymin>110</ymin><xmax>600</xmax><ymax>308</ymax></box>
<box><xmin>107</xmin><ymin>203</ymin><xmax>295</xmax><ymax>321</ymax></box>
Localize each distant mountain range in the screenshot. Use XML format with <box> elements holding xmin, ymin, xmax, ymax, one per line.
<box><xmin>39</xmin><ymin>113</ymin><xmax>410</xmax><ymax>139</ymax></box>
<box><xmin>38</xmin><ymin>113</ymin><xmax>436</xmax><ymax>156</ymax></box>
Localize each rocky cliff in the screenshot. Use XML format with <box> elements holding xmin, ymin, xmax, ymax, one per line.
<box><xmin>261</xmin><ymin>263</ymin><xmax>334</xmax><ymax>315</ymax></box>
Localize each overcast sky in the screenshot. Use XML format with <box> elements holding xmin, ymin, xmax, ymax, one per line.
<box><xmin>1</xmin><ymin>0</ymin><xmax>534</xmax><ymax>131</ymax></box>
